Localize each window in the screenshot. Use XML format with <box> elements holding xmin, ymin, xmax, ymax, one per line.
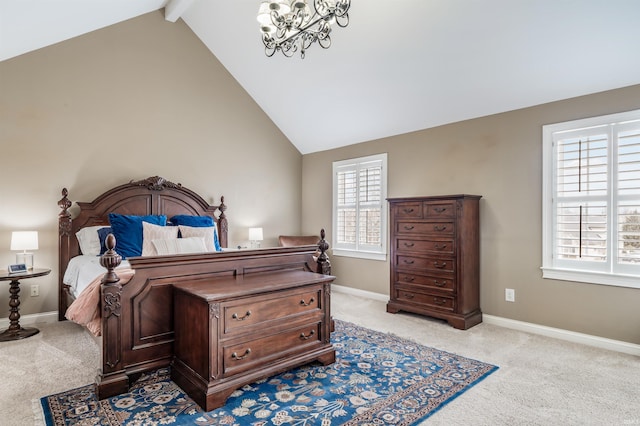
<box><xmin>542</xmin><ymin>109</ymin><xmax>640</xmax><ymax>288</ymax></box>
<box><xmin>332</xmin><ymin>153</ymin><xmax>387</xmax><ymax>260</ymax></box>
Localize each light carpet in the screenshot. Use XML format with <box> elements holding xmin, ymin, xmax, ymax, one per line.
<box><xmin>39</xmin><ymin>320</ymin><xmax>497</xmax><ymax>425</ymax></box>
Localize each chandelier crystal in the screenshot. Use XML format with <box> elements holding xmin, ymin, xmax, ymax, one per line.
<box><xmin>257</xmin><ymin>0</ymin><xmax>351</xmax><ymax>58</ymax></box>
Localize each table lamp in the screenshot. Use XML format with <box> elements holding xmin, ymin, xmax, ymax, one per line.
<box><xmin>248</xmin><ymin>227</ymin><xmax>263</xmax><ymax>249</ymax></box>
<box><xmin>10</xmin><ymin>231</ymin><xmax>38</xmax><ymax>270</ymax></box>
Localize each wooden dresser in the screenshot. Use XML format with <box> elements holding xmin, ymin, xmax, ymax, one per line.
<box><xmin>387</xmin><ymin>195</ymin><xmax>482</xmax><ymax>330</ymax></box>
<box><xmin>172</xmin><ymin>269</ymin><xmax>336</xmax><ymax>411</ymax></box>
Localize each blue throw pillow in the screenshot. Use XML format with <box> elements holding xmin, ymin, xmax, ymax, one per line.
<box><xmin>97</xmin><ymin>226</ymin><xmax>113</xmax><ymax>255</ymax></box>
<box><xmin>108</xmin><ymin>214</ymin><xmax>167</xmax><ymax>259</ymax></box>
<box><xmin>170</xmin><ymin>215</ymin><xmax>221</xmax><ymax>251</ymax></box>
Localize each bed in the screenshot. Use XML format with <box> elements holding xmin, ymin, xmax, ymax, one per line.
<box><xmin>57</xmin><ymin>175</ymin><xmax>331</xmax><ymax>399</ymax></box>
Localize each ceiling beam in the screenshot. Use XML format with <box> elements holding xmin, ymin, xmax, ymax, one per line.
<box><xmin>164</xmin><ymin>0</ymin><xmax>195</xmax><ymax>23</ymax></box>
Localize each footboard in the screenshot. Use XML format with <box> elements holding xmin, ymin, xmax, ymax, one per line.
<box><xmin>96</xmin><ymin>234</ymin><xmax>332</xmax><ymax>399</ymax></box>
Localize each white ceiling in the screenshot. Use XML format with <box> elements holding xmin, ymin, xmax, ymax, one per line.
<box><xmin>2</xmin><ymin>0</ymin><xmax>640</xmax><ymax>154</ymax></box>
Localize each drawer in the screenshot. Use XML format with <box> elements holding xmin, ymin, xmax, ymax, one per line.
<box><xmin>222</xmin><ymin>322</ymin><xmax>322</xmax><ymax>376</ymax></box>
<box><xmin>395</xmin><ymin>237</ymin><xmax>454</xmax><ymax>255</ymax></box>
<box><xmin>222</xmin><ymin>286</ymin><xmax>322</xmax><ymax>335</ymax></box>
<box><xmin>395</xmin><ymin>221</ymin><xmax>455</xmax><ymax>237</ymax></box>
<box><xmin>396</xmin><ymin>255</ymin><xmax>455</xmax><ymax>274</ymax></box>
<box><xmin>424</xmin><ymin>201</ymin><xmax>456</xmax><ymax>218</ymax></box>
<box><xmin>393</xmin><ymin>202</ymin><xmax>423</xmax><ymax>219</ymax></box>
<box><xmin>394</xmin><ymin>287</ymin><xmax>455</xmax><ymax>312</ymax></box>
<box><xmin>396</xmin><ymin>272</ymin><xmax>455</xmax><ymax>292</ymax></box>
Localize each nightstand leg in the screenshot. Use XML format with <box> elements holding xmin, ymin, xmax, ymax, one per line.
<box><xmin>0</xmin><ymin>279</ymin><xmax>39</xmax><ymax>342</ymax></box>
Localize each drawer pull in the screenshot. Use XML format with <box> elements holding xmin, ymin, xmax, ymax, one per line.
<box><xmin>434</xmin><ymin>225</ymin><xmax>447</xmax><ymax>232</ymax></box>
<box><xmin>403</xmin><ymin>293</ymin><xmax>415</xmax><ymax>299</ymax></box>
<box><xmin>434</xmin><ymin>207</ymin><xmax>447</xmax><ymax>213</ymax></box>
<box><xmin>403</xmin><ymin>276</ymin><xmax>415</xmax><ymax>282</ymax></box>
<box><xmin>403</xmin><ymin>208</ymin><xmax>414</xmax><ymax>214</ymax></box>
<box><xmin>300</xmin><ymin>330</ymin><xmax>316</xmax><ymax>340</ymax></box>
<box><xmin>403</xmin><ymin>225</ymin><xmax>415</xmax><ymax>230</ymax></box>
<box><xmin>433</xmin><ymin>297</ymin><xmax>447</xmax><ymax>306</ymax></box>
<box><xmin>433</xmin><ymin>261</ymin><xmax>447</xmax><ymax>269</ymax></box>
<box><xmin>433</xmin><ymin>280</ymin><xmax>446</xmax><ymax>287</ymax></box>
<box><xmin>231</xmin><ymin>310</ymin><xmax>252</xmax><ymax>321</ymax></box>
<box><xmin>300</xmin><ymin>297</ymin><xmax>315</xmax><ymax>307</ymax></box>
<box><xmin>403</xmin><ymin>242</ymin><xmax>415</xmax><ymax>248</ymax></box>
<box><xmin>434</xmin><ymin>243</ymin><xmax>447</xmax><ymax>250</ymax></box>
<box><xmin>231</xmin><ymin>348</ymin><xmax>252</xmax><ymax>360</ymax></box>
<box><xmin>403</xmin><ymin>259</ymin><xmax>415</xmax><ymax>265</ymax></box>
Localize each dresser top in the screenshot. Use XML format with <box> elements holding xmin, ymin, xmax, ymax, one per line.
<box><xmin>387</xmin><ymin>194</ymin><xmax>482</xmax><ymax>203</ymax></box>
<box><xmin>173</xmin><ymin>269</ymin><xmax>334</xmax><ymax>301</ymax></box>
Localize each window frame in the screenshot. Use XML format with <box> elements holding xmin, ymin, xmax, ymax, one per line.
<box><xmin>542</xmin><ymin>109</ymin><xmax>640</xmax><ymax>289</ymax></box>
<box><xmin>332</xmin><ymin>153</ymin><xmax>388</xmax><ymax>261</ymax></box>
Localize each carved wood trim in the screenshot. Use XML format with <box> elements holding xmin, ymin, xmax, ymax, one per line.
<box><xmin>129</xmin><ymin>176</ymin><xmax>182</xmax><ymax>191</ymax></box>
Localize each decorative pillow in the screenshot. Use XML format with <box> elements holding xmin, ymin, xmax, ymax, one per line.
<box><xmin>75</xmin><ymin>226</ymin><xmax>109</xmax><ymax>256</ymax></box>
<box><xmin>171</xmin><ymin>215</ymin><xmax>221</xmax><ymax>251</ymax></box>
<box><xmin>152</xmin><ymin>237</ymin><xmax>207</xmax><ymax>256</ymax></box>
<box><xmin>141</xmin><ymin>222</ymin><xmax>179</xmax><ymax>256</ymax></box>
<box><xmin>108</xmin><ymin>214</ymin><xmax>167</xmax><ymax>259</ymax></box>
<box><xmin>177</xmin><ymin>225</ymin><xmax>218</xmax><ymax>252</ymax></box>
<box><xmin>97</xmin><ymin>226</ymin><xmax>113</xmax><ymax>255</ymax></box>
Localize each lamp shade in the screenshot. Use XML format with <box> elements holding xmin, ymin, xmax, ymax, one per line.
<box><xmin>10</xmin><ymin>231</ymin><xmax>38</xmax><ymax>251</ymax></box>
<box><xmin>248</xmin><ymin>227</ymin><xmax>264</xmax><ymax>241</ymax></box>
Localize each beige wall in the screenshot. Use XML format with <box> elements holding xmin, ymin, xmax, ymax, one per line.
<box><xmin>0</xmin><ymin>11</ymin><xmax>302</xmax><ymax>316</ymax></box>
<box><xmin>302</xmin><ymin>84</ymin><xmax>640</xmax><ymax>344</ymax></box>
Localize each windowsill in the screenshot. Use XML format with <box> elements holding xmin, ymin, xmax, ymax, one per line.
<box><xmin>541</xmin><ymin>267</ymin><xmax>640</xmax><ymax>289</ymax></box>
<box><xmin>332</xmin><ymin>249</ymin><xmax>387</xmax><ymax>261</ymax></box>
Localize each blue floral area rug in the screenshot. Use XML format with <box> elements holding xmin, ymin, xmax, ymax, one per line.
<box><xmin>39</xmin><ymin>320</ymin><xmax>497</xmax><ymax>425</ymax></box>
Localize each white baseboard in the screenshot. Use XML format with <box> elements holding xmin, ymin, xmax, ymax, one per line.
<box><xmin>0</xmin><ymin>311</ymin><xmax>58</xmax><ymax>329</ymax></box>
<box><xmin>333</xmin><ymin>284</ymin><xmax>388</xmax><ymax>302</ymax></box>
<box><xmin>332</xmin><ymin>285</ymin><xmax>640</xmax><ymax>356</ymax></box>
<box><xmin>483</xmin><ymin>314</ymin><xmax>640</xmax><ymax>357</ymax></box>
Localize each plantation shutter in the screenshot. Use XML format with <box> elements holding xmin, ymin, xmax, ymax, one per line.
<box><xmin>333</xmin><ymin>154</ymin><xmax>387</xmax><ymax>257</ymax></box>
<box><xmin>551</xmin><ymin>120</ymin><xmax>640</xmax><ymax>274</ymax></box>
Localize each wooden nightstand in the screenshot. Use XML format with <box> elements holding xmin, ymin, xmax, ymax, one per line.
<box><xmin>0</xmin><ymin>268</ymin><xmax>51</xmax><ymax>342</ymax></box>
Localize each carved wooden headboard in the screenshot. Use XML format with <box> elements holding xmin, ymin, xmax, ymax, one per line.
<box><xmin>57</xmin><ymin>176</ymin><xmax>228</xmax><ymax>320</ymax></box>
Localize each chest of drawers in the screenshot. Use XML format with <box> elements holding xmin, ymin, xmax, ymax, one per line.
<box><xmin>172</xmin><ymin>269</ymin><xmax>336</xmax><ymax>411</ymax></box>
<box><xmin>387</xmin><ymin>195</ymin><xmax>482</xmax><ymax>329</ymax></box>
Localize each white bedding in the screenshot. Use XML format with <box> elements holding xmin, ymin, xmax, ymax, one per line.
<box><xmin>63</xmin><ymin>255</ymin><xmax>131</xmax><ymax>298</ymax></box>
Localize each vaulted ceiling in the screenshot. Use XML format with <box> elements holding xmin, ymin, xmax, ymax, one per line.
<box><xmin>3</xmin><ymin>0</ymin><xmax>640</xmax><ymax>154</ymax></box>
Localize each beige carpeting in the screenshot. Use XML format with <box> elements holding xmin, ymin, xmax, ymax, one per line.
<box><xmin>0</xmin><ymin>291</ymin><xmax>638</xmax><ymax>426</ymax></box>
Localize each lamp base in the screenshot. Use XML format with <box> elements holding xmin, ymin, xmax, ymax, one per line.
<box><xmin>16</xmin><ymin>253</ymin><xmax>34</xmax><ymax>270</ymax></box>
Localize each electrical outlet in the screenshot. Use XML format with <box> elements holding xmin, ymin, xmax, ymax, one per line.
<box><xmin>30</xmin><ymin>284</ymin><xmax>39</xmax><ymax>297</ymax></box>
<box><xmin>505</xmin><ymin>288</ymin><xmax>515</xmax><ymax>302</ymax></box>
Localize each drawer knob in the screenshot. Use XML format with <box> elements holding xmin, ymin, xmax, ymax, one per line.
<box><xmin>403</xmin><ymin>242</ymin><xmax>415</xmax><ymax>247</ymax></box>
<box><xmin>300</xmin><ymin>330</ymin><xmax>316</xmax><ymax>340</ymax></box>
<box><xmin>434</xmin><ymin>207</ymin><xmax>447</xmax><ymax>213</ymax></box>
<box><xmin>231</xmin><ymin>348</ymin><xmax>252</xmax><ymax>360</ymax></box>
<box><xmin>403</xmin><ymin>208</ymin><xmax>414</xmax><ymax>213</ymax></box>
<box><xmin>231</xmin><ymin>310</ymin><xmax>252</xmax><ymax>321</ymax></box>
<box><xmin>300</xmin><ymin>297</ymin><xmax>315</xmax><ymax>307</ymax></box>
<box><xmin>403</xmin><ymin>225</ymin><xmax>415</xmax><ymax>230</ymax></box>
<box><xmin>433</xmin><ymin>261</ymin><xmax>446</xmax><ymax>268</ymax></box>
<box><xmin>403</xmin><ymin>276</ymin><xmax>415</xmax><ymax>282</ymax></box>
<box><xmin>433</xmin><ymin>297</ymin><xmax>447</xmax><ymax>306</ymax></box>
<box><xmin>434</xmin><ymin>243</ymin><xmax>447</xmax><ymax>250</ymax></box>
<box><xmin>434</xmin><ymin>225</ymin><xmax>447</xmax><ymax>232</ymax></box>
<box><xmin>434</xmin><ymin>280</ymin><xmax>446</xmax><ymax>287</ymax></box>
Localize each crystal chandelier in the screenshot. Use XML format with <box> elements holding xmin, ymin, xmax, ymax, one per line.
<box><xmin>257</xmin><ymin>0</ymin><xmax>351</xmax><ymax>58</ymax></box>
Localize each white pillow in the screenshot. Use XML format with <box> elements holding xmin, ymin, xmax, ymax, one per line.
<box><xmin>152</xmin><ymin>237</ymin><xmax>207</xmax><ymax>255</ymax></box>
<box><xmin>75</xmin><ymin>226</ymin><xmax>108</xmax><ymax>256</ymax></box>
<box><xmin>142</xmin><ymin>222</ymin><xmax>179</xmax><ymax>256</ymax></box>
<box><xmin>178</xmin><ymin>225</ymin><xmax>217</xmax><ymax>252</ymax></box>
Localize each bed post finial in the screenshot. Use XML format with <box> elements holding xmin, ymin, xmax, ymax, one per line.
<box><xmin>58</xmin><ymin>188</ymin><xmax>72</xmax><ymax>235</ymax></box>
<box><xmin>100</xmin><ymin>234</ymin><xmax>122</xmax><ymax>284</ymax></box>
<box><xmin>317</xmin><ymin>229</ymin><xmax>331</xmax><ymax>275</ymax></box>
<box><xmin>218</xmin><ymin>196</ymin><xmax>228</xmax><ymax>248</ymax></box>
